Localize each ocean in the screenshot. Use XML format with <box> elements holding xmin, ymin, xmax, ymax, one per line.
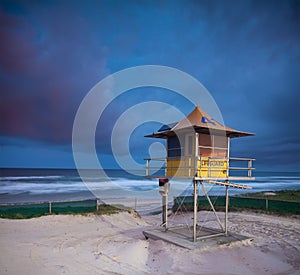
<box><xmin>0</xmin><ymin>168</ymin><xmax>299</xmax><ymax>209</ymax></box>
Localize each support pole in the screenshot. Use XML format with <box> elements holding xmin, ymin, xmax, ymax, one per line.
<box><xmin>225</xmin><ymin>185</ymin><xmax>229</xmax><ymax>236</ymax></box>
<box><xmin>162</xmin><ymin>194</ymin><xmax>168</xmax><ymax>231</ymax></box>
<box><xmin>193</xmin><ymin>180</ymin><xmax>198</xmax><ymax>242</ymax></box>
<box><xmin>159</xmin><ymin>178</ymin><xmax>169</xmax><ymax>231</ymax></box>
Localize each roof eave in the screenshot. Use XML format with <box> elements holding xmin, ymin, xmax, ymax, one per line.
<box><xmin>145</xmin><ymin>127</ymin><xmax>255</xmax><ymax>139</ymax></box>
<box><xmin>227</xmin><ymin>131</ymin><xmax>255</xmax><ymax>138</ymax></box>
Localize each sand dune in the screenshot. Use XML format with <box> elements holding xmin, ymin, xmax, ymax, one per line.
<box><xmin>0</xmin><ymin>211</ymin><xmax>299</xmax><ymax>274</ymax></box>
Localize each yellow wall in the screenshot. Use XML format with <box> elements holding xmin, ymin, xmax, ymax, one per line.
<box><xmin>166</xmin><ymin>158</ymin><xmax>195</xmax><ymax>177</ymax></box>
<box><xmin>166</xmin><ymin>157</ymin><xmax>228</xmax><ymax>178</ymax></box>
<box><xmin>197</xmin><ymin>157</ymin><xmax>228</xmax><ymax>178</ymax></box>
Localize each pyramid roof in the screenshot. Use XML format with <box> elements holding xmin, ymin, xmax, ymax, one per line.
<box><xmin>145</xmin><ymin>105</ymin><xmax>254</xmax><ymax>139</ymax></box>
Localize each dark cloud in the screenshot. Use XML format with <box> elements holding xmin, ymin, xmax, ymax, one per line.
<box><xmin>0</xmin><ymin>0</ymin><xmax>299</xmax><ymax>170</ymax></box>
<box><xmin>0</xmin><ymin>2</ymin><xmax>108</xmax><ymax>143</ymax></box>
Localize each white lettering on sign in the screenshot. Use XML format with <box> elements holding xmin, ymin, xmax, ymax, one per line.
<box><xmin>201</xmin><ymin>160</ymin><xmax>225</xmax><ymax>167</ymax></box>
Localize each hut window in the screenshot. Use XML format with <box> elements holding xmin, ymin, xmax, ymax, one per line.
<box><xmin>199</xmin><ymin>134</ymin><xmax>212</xmax><ymax>156</ymax></box>
<box><xmin>213</xmin><ymin>135</ymin><xmax>228</xmax><ymax>157</ymax></box>
<box><xmin>198</xmin><ymin>134</ymin><xmax>228</xmax><ymax>157</ymax></box>
<box><xmin>167</xmin><ymin>135</ymin><xmax>181</xmax><ymax>157</ymax></box>
<box><xmin>188</xmin><ymin>135</ymin><xmax>193</xmax><ymax>155</ymax></box>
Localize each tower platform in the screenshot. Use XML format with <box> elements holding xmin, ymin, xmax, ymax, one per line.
<box><xmin>143</xmin><ymin>226</ymin><xmax>252</xmax><ymax>250</ymax></box>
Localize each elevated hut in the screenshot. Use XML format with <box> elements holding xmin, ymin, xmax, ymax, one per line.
<box><xmin>144</xmin><ymin>105</ymin><xmax>255</xmax><ymax>245</ymax></box>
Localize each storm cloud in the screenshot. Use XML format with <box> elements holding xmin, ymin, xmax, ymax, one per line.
<box><xmin>0</xmin><ymin>0</ymin><xmax>299</xmax><ymax>170</ymax></box>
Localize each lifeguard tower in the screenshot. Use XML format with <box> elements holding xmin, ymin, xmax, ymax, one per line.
<box><xmin>143</xmin><ymin>105</ymin><xmax>255</xmax><ymax>248</ymax></box>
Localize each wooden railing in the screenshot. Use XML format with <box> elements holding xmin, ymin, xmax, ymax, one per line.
<box><xmin>145</xmin><ymin>156</ymin><xmax>255</xmax><ymax>180</ymax></box>
<box><xmin>145</xmin><ymin>157</ymin><xmax>166</xmax><ymax>177</ymax></box>
<box><xmin>228</xmin><ymin>157</ymin><xmax>255</xmax><ymax>178</ymax></box>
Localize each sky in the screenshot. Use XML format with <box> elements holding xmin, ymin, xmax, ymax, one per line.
<box><xmin>0</xmin><ymin>0</ymin><xmax>299</xmax><ymax>172</ymax></box>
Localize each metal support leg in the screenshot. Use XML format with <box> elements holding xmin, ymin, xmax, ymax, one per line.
<box><xmin>162</xmin><ymin>194</ymin><xmax>168</xmax><ymax>231</ymax></box>
<box><xmin>193</xmin><ymin>180</ymin><xmax>198</xmax><ymax>242</ymax></box>
<box><xmin>225</xmin><ymin>185</ymin><xmax>229</xmax><ymax>236</ymax></box>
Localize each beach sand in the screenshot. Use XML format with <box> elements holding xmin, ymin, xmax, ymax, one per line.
<box><xmin>0</xmin><ymin>211</ymin><xmax>299</xmax><ymax>274</ymax></box>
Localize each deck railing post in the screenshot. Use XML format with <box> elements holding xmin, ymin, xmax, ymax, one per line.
<box><xmin>248</xmin><ymin>159</ymin><xmax>252</xmax><ymax>177</ymax></box>
<box><xmin>146</xmin><ymin>159</ymin><xmax>149</xmax><ymax>176</ymax></box>
<box><xmin>195</xmin><ymin>133</ymin><xmax>199</xmax><ymax>177</ymax></box>
<box><xmin>49</xmin><ymin>201</ymin><xmax>52</xmax><ymax>214</ymax></box>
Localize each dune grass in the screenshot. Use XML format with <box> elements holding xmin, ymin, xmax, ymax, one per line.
<box><xmin>0</xmin><ymin>202</ymin><xmax>122</xmax><ymax>219</ymax></box>
<box><xmin>238</xmin><ymin>190</ymin><xmax>300</xmax><ymax>202</ymax></box>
